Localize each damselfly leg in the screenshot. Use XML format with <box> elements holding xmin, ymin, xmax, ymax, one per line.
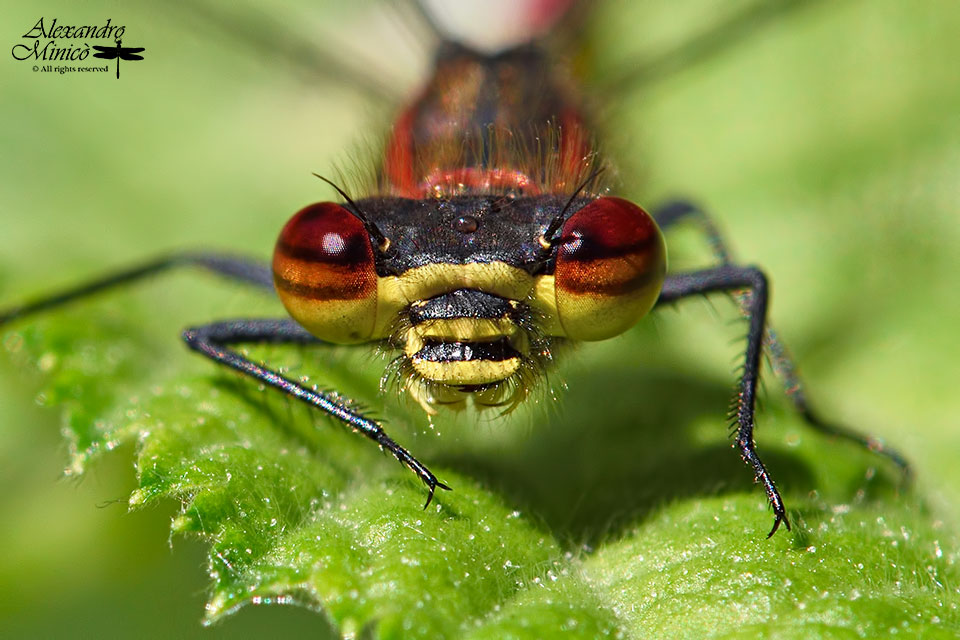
<box><xmin>655</xmin><ymin>264</ymin><xmax>789</xmax><ymax>536</ymax></box>
<box><xmin>182</xmin><ymin>319</ymin><xmax>450</xmax><ymax>507</ymax></box>
<box><xmin>0</xmin><ymin>252</ymin><xmax>272</xmax><ymax>325</ymax></box>
<box><xmin>653</xmin><ymin>199</ymin><xmax>913</xmax><ymax>482</ymax></box>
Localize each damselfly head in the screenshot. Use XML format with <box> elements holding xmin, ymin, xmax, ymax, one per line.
<box><xmin>272</xmin><ymin>192</ymin><xmax>666</xmax><ymax>415</ymax></box>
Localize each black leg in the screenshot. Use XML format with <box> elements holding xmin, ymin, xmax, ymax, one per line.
<box><xmin>0</xmin><ymin>251</ymin><xmax>273</xmax><ymax>326</ymax></box>
<box><xmin>181</xmin><ymin>319</ymin><xmax>451</xmax><ymax>507</ymax></box>
<box><xmin>652</xmin><ymin>199</ymin><xmax>733</xmax><ymax>263</ymax></box>
<box><xmin>652</xmin><ymin>199</ymin><xmax>911</xmax><ymax>480</ymax></box>
<box><xmin>657</xmin><ymin>265</ymin><xmax>789</xmax><ymax>537</ymax></box>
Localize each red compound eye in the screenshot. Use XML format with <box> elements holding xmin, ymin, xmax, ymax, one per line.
<box><xmin>272</xmin><ymin>202</ymin><xmax>379</xmax><ymax>343</ymax></box>
<box><xmin>553</xmin><ymin>196</ymin><xmax>666</xmax><ymax>340</ymax></box>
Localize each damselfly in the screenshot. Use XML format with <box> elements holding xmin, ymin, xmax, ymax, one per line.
<box><xmin>0</xmin><ymin>0</ymin><xmax>912</xmax><ymax>543</ymax></box>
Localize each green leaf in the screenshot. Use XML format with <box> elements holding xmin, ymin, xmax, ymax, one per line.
<box><xmin>4</xmin><ymin>286</ymin><xmax>957</xmax><ymax>638</ymax></box>
<box><xmin>2</xmin><ymin>0</ymin><xmax>959</xmax><ymax>638</ymax></box>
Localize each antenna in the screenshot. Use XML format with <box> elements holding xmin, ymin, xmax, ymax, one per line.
<box><xmin>313</xmin><ymin>173</ymin><xmax>391</xmax><ymax>252</ymax></box>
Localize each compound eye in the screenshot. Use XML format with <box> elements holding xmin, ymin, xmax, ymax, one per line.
<box><xmin>273</xmin><ymin>202</ymin><xmax>378</xmax><ymax>343</ymax></box>
<box><xmin>553</xmin><ymin>196</ymin><xmax>666</xmax><ymax>340</ymax></box>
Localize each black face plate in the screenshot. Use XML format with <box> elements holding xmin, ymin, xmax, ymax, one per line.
<box><xmin>409</xmin><ymin>289</ymin><xmax>514</xmax><ymax>324</ymax></box>
<box><xmin>355</xmin><ymin>195</ymin><xmax>591</xmax><ymax>276</ymax></box>
<box><xmin>417</xmin><ymin>337</ymin><xmax>519</xmax><ymax>363</ymax></box>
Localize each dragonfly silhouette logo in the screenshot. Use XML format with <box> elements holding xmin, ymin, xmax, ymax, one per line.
<box><xmin>12</xmin><ymin>18</ymin><xmax>145</xmax><ymax>79</ymax></box>
<box><xmin>93</xmin><ymin>39</ymin><xmax>145</xmax><ymax>78</ymax></box>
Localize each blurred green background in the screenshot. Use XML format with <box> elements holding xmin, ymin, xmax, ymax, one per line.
<box><xmin>1</xmin><ymin>0</ymin><xmax>958</xmax><ymax>637</ymax></box>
